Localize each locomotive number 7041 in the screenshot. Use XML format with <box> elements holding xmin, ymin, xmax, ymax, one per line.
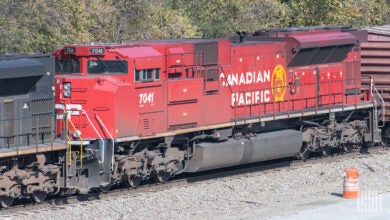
<box><xmin>139</xmin><ymin>92</ymin><xmax>155</xmax><ymax>105</ymax></box>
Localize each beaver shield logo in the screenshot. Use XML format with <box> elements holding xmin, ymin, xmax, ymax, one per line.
<box><xmin>271</xmin><ymin>64</ymin><xmax>287</xmax><ymax>102</ymax></box>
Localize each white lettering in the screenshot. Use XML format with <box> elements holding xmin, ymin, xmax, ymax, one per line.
<box><xmin>245</xmin><ymin>92</ymin><xmax>251</xmax><ymax>105</ymax></box>
<box><xmin>246</xmin><ymin>72</ymin><xmax>253</xmax><ymax>84</ymax></box>
<box><xmin>220</xmin><ymin>70</ymin><xmax>273</xmax><ymax>107</ymax></box>
<box><xmin>238</xmin><ymin>93</ymin><xmax>245</xmax><ymax>105</ymax></box>
<box><xmin>221</xmin><ymin>70</ymin><xmax>271</xmax><ymax>87</ymax></box>
<box><xmin>264</xmin><ymin>70</ymin><xmax>270</xmax><ymax>82</ymax></box>
<box><xmin>232</xmin><ymin>73</ymin><xmax>238</xmax><ymax>85</ymax></box>
<box><xmin>264</xmin><ymin>90</ymin><xmax>270</xmax><ymax>102</ymax></box>
<box><xmin>139</xmin><ymin>92</ymin><xmax>155</xmax><ymax>106</ymax></box>
<box><xmin>239</xmin><ymin>73</ymin><xmax>246</xmax><ymax>85</ymax></box>
<box><xmin>231</xmin><ymin>90</ymin><xmax>271</xmax><ymax>107</ymax></box>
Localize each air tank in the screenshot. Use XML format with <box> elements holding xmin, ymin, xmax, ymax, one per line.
<box><xmin>185</xmin><ymin>129</ymin><xmax>302</xmax><ymax>172</ymax></box>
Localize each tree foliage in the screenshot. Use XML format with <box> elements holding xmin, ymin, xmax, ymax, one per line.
<box><xmin>111</xmin><ymin>0</ymin><xmax>199</xmax><ymax>41</ymax></box>
<box><xmin>0</xmin><ymin>0</ymin><xmax>389</xmax><ymax>53</ymax></box>
<box><xmin>287</xmin><ymin>0</ymin><xmax>390</xmax><ymax>26</ymax></box>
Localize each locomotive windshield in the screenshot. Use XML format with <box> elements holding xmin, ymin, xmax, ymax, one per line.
<box><xmin>87</xmin><ymin>59</ymin><xmax>128</xmax><ymax>74</ymax></box>
<box><xmin>55</xmin><ymin>59</ymin><xmax>80</xmax><ymax>74</ymax></box>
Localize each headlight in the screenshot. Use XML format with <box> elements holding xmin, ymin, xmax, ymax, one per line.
<box><xmin>63</xmin><ymin>82</ymin><xmax>71</xmax><ymax>98</ymax></box>
<box><xmin>73</xmin><ymin>130</ymin><xmax>81</xmax><ymax>139</ymax></box>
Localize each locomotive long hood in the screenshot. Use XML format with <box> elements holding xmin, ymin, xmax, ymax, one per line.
<box><xmin>293</xmin><ymin>32</ymin><xmax>357</xmax><ymax>48</ymax></box>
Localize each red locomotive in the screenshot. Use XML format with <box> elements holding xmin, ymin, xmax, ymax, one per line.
<box><xmin>0</xmin><ymin>27</ymin><xmax>386</xmax><ymax>208</ymax></box>
<box><xmin>53</xmin><ymin>27</ymin><xmax>383</xmax><ymax>190</ymax></box>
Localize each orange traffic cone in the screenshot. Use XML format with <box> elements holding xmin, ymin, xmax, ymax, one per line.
<box><xmin>343</xmin><ymin>168</ymin><xmax>359</xmax><ymax>198</ymax></box>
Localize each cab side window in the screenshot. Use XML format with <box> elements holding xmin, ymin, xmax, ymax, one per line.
<box><xmin>135</xmin><ymin>68</ymin><xmax>160</xmax><ymax>82</ymax></box>
<box><xmin>87</xmin><ymin>60</ymin><xmax>128</xmax><ymax>74</ymax></box>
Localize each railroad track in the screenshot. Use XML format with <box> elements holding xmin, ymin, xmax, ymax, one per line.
<box><xmin>1</xmin><ymin>145</ymin><xmax>388</xmax><ymax>215</ymax></box>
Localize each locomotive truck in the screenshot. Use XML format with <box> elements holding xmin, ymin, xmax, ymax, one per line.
<box><xmin>0</xmin><ymin>26</ymin><xmax>387</xmax><ymax>207</ymax></box>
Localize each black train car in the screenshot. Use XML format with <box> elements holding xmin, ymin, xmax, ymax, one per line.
<box><xmin>0</xmin><ymin>54</ymin><xmax>55</xmax><ymax>148</ymax></box>
<box><xmin>0</xmin><ymin>54</ymin><xmax>63</xmax><ymax>208</ymax></box>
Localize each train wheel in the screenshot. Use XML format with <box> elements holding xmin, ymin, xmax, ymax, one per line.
<box><xmin>126</xmin><ymin>175</ymin><xmax>142</xmax><ymax>188</ymax></box>
<box><xmin>99</xmin><ymin>184</ymin><xmax>111</xmax><ymax>193</ymax></box>
<box><xmin>49</xmin><ymin>187</ymin><xmax>60</xmax><ymax>196</ymax></box>
<box><xmin>155</xmin><ymin>171</ymin><xmax>170</xmax><ymax>183</ymax></box>
<box><xmin>32</xmin><ymin>190</ymin><xmax>47</xmax><ymax>203</ymax></box>
<box><xmin>297</xmin><ymin>143</ymin><xmax>310</xmax><ymax>161</ymax></box>
<box><xmin>321</xmin><ymin>147</ymin><xmax>332</xmax><ymax>156</ymax></box>
<box><xmin>0</xmin><ymin>196</ymin><xmax>14</xmax><ymax>208</ymax></box>
<box><xmin>381</xmin><ymin>125</ymin><xmax>390</xmax><ymax>147</ymax></box>
<box><xmin>298</xmin><ymin>151</ymin><xmax>310</xmax><ymax>161</ymax></box>
<box><xmin>343</xmin><ymin>144</ymin><xmax>354</xmax><ymax>153</ymax></box>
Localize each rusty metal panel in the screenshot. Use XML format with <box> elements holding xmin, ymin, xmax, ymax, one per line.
<box><xmin>361</xmin><ymin>26</ymin><xmax>390</xmax><ymax>120</ymax></box>
<box><xmin>362</xmin><ymin>42</ymin><xmax>390</xmax><ymax>49</ymax></box>
<box><xmin>361</xmin><ymin>50</ymin><xmax>390</xmax><ymax>57</ymax></box>
<box><xmin>366</xmin><ymin>25</ymin><xmax>390</xmax><ymax>42</ymax></box>
<box><xmin>361</xmin><ymin>58</ymin><xmax>390</xmax><ymax>65</ymax></box>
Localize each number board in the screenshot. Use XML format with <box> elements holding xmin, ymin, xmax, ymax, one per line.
<box><xmin>89</xmin><ymin>48</ymin><xmax>105</xmax><ymax>54</ymax></box>
<box><xmin>64</xmin><ymin>47</ymin><xmax>76</xmax><ymax>54</ymax></box>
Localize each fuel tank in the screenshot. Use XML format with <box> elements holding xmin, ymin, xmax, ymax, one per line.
<box><xmin>185</xmin><ymin>129</ymin><xmax>302</xmax><ymax>172</ymax></box>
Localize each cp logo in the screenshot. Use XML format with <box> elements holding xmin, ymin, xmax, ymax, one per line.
<box><xmin>271</xmin><ymin>64</ymin><xmax>287</xmax><ymax>102</ymax></box>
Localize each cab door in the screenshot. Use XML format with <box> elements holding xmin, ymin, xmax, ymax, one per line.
<box><xmin>133</xmin><ymin>59</ymin><xmax>165</xmax><ymax>136</ymax></box>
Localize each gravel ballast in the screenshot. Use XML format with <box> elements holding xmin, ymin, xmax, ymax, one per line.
<box><xmin>2</xmin><ymin>149</ymin><xmax>390</xmax><ymax>219</ymax></box>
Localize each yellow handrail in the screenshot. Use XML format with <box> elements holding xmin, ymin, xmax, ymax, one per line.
<box><xmin>64</xmin><ymin>112</ymin><xmax>83</xmax><ymax>167</ymax></box>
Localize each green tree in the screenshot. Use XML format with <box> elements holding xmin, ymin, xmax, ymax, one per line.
<box><xmin>0</xmin><ymin>0</ymin><xmax>116</xmax><ymax>52</ymax></box>
<box><xmin>0</xmin><ymin>0</ymin><xmax>389</xmax><ymax>53</ymax></box>
<box><xmin>172</xmin><ymin>0</ymin><xmax>290</xmax><ymax>38</ymax></box>
<box><xmin>111</xmin><ymin>0</ymin><xmax>200</xmax><ymax>41</ymax></box>
<box><xmin>286</xmin><ymin>0</ymin><xmax>390</xmax><ymax>26</ymax></box>
<box><xmin>241</xmin><ymin>0</ymin><xmax>292</xmax><ymax>31</ymax></box>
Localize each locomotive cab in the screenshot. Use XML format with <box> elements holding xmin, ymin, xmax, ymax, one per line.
<box><xmin>53</xmin><ymin>44</ymin><xmax>167</xmax><ymax>140</ymax></box>
<box><xmin>53</xmin><ymin>45</ymin><xmax>146</xmax><ymax>191</ymax></box>
<box><xmin>54</xmin><ymin>43</ymin><xmax>207</xmax><ymax>191</ymax></box>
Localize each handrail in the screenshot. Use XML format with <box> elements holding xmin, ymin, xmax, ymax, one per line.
<box><xmin>233</xmin><ymin>77</ymin><xmax>365</xmax><ymax>121</ymax></box>
<box><xmin>65</xmin><ymin>114</ymin><xmax>83</xmax><ymax>167</ymax></box>
<box><xmin>80</xmin><ymin>110</ymin><xmax>105</xmax><ymax>163</ymax></box>
<box><xmin>374</xmin><ymin>86</ymin><xmax>386</xmax><ymax>127</ymax></box>
<box><xmin>218</xmin><ymin>66</ymin><xmax>237</xmax><ymax>124</ymax></box>
<box><xmin>94</xmin><ymin>113</ymin><xmax>115</xmax><ymax>170</ymax></box>
<box><xmin>369</xmin><ymin>76</ymin><xmax>386</xmax><ymax>128</ymax></box>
